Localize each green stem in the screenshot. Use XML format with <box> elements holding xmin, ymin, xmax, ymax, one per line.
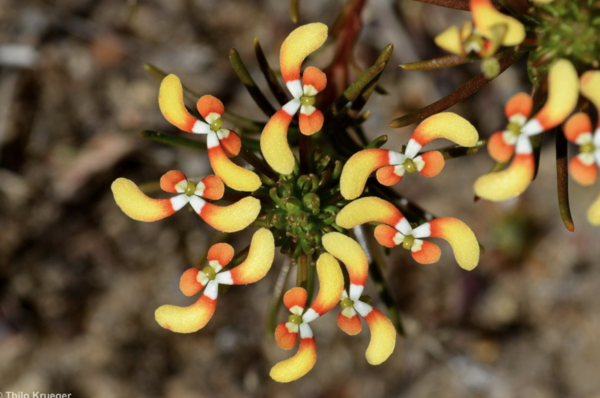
<box><xmin>555</xmin><ymin>129</ymin><xmax>575</xmax><ymax>231</ymax></box>
<box><xmin>265</xmin><ymin>257</ymin><xmax>292</xmax><ymax>336</ymax></box>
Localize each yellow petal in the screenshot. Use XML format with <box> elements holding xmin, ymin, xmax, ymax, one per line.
<box><xmin>111</xmin><ymin>178</ymin><xmax>177</xmax><ymax>222</ymax></box>
<box><xmin>588</xmin><ymin>191</ymin><xmax>600</xmax><ymax>226</ymax></box>
<box><xmin>260</xmin><ymin>108</ymin><xmax>296</xmax><ymax>175</ymax></box>
<box><xmin>308</xmin><ymin>253</ymin><xmax>344</xmax><ymax>316</ymax></box>
<box><xmin>580</xmin><ymin>71</ymin><xmax>600</xmax><ymax>111</ymax></box>
<box><xmin>158</xmin><ymin>74</ymin><xmax>198</xmax><ymax>133</ymax></box>
<box><xmin>229</xmin><ymin>229</ymin><xmax>275</xmax><ymax>284</ymax></box>
<box><xmin>155</xmin><ymin>295</ymin><xmax>217</xmax><ymax>333</ymax></box>
<box><xmin>411</xmin><ymin>112</ymin><xmax>479</xmax><ymax>147</ymax></box>
<box><xmin>280</xmin><ymin>23</ymin><xmax>328</xmax><ymax>83</ymax></box>
<box><xmin>199</xmin><ymin>197</ymin><xmax>261</xmax><ymax>233</ymax></box>
<box><xmin>340</xmin><ymin>149</ymin><xmax>391</xmax><ymax>200</ymax></box>
<box><xmin>321</xmin><ymin>233</ymin><xmax>368</xmax><ymax>287</ymax></box>
<box><xmin>270</xmin><ymin>338</ymin><xmax>317</xmax><ymax>383</ymax></box>
<box><xmin>474</xmin><ymin>153</ymin><xmax>535</xmax><ymax>201</ymax></box>
<box><xmin>434</xmin><ymin>25</ymin><xmax>463</xmax><ymax>55</ymax></box>
<box><xmin>429</xmin><ymin>217</ymin><xmax>480</xmax><ymax>270</ymax></box>
<box><xmin>208</xmin><ymin>144</ymin><xmax>261</xmax><ymax>192</ymax></box>
<box><xmin>363</xmin><ymin>308</ymin><xmax>396</xmax><ymax>365</ymax></box>
<box><xmin>336</xmin><ymin>197</ymin><xmax>403</xmax><ymax>228</ymax></box>
<box><xmin>471</xmin><ymin>0</ymin><xmax>525</xmax><ymax>46</ymax></box>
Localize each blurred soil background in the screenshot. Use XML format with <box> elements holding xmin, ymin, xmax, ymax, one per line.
<box><xmin>1</xmin><ymin>0</ymin><xmax>600</xmax><ymax>397</ymax></box>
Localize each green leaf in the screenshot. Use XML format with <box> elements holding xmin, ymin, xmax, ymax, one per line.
<box><xmin>140</xmin><ymin>130</ymin><xmax>206</xmax><ymax>150</ymax></box>
<box><xmin>555</xmin><ymin>129</ymin><xmax>574</xmax><ymax>231</ymax></box>
<box><xmin>265</xmin><ymin>258</ymin><xmax>292</xmax><ymax>336</ymax></box>
<box><xmin>254</xmin><ymin>38</ymin><xmax>289</xmax><ymax>107</ymax></box>
<box><xmin>400</xmin><ymin>54</ymin><xmax>473</xmax><ymax>71</ymax></box>
<box><xmin>229</xmin><ymin>48</ymin><xmax>277</xmax><ymax>117</ymax></box>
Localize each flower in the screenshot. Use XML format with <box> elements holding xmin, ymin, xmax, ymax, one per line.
<box><xmin>155</xmin><ymin>228</ymin><xmax>275</xmax><ymax>333</ymax></box>
<box><xmin>158</xmin><ymin>75</ymin><xmax>261</xmax><ymax>192</ymax></box>
<box><xmin>340</xmin><ymin>112</ymin><xmax>478</xmax><ymax>200</ymax></box>
<box><xmin>435</xmin><ymin>0</ymin><xmax>525</xmax><ymax>58</ymax></box>
<box><xmin>270</xmin><ymin>252</ymin><xmax>343</xmax><ymax>383</ymax></box>
<box><xmin>474</xmin><ymin>59</ymin><xmax>579</xmax><ymax>201</ymax></box>
<box><xmin>336</xmin><ymin>197</ymin><xmax>480</xmax><ymax>270</ymax></box>
<box><xmin>260</xmin><ymin>23</ymin><xmax>328</xmax><ymax>175</ymax></box>
<box><xmin>111</xmin><ymin>170</ymin><xmax>260</xmax><ymax>233</ymax></box>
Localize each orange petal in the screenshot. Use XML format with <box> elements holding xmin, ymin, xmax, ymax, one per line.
<box><xmin>228</xmin><ymin>229</ymin><xmax>275</xmax><ymax>284</ymax></box>
<box><xmin>160</xmin><ymin>170</ymin><xmax>187</xmax><ymax>193</ymax></box>
<box><xmin>208</xmin><ymin>139</ymin><xmax>261</xmax><ymax>192</ymax></box>
<box><xmin>410</xmin><ymin>112</ymin><xmax>479</xmax><ymax>147</ymax></box>
<box><xmin>429</xmin><ymin>217</ymin><xmax>479</xmax><ymax>270</ymax></box>
<box><xmin>275</xmin><ymin>323</ymin><xmax>298</xmax><ymax>350</ymax></box>
<box><xmin>218</xmin><ymin>130</ymin><xmax>242</xmax><ymax>157</ymax></box>
<box><xmin>340</xmin><ymin>149</ymin><xmax>396</xmax><ymax>200</ymax></box>
<box><xmin>580</xmin><ymin>71</ymin><xmax>600</xmax><ymax>112</ymax></box>
<box><xmin>434</xmin><ymin>25</ymin><xmax>463</xmax><ymax>55</ymax></box>
<box><xmin>362</xmin><ymin>307</ymin><xmax>396</xmax><ymax>365</ymax></box>
<box><xmin>418</xmin><ymin>151</ymin><xmax>445</xmax><ymax>177</ymax></box>
<box><xmin>299</xmin><ymin>108</ymin><xmax>324</xmax><ymax>136</ymax></box>
<box><xmin>337</xmin><ymin>312</ymin><xmax>362</xmax><ymax>335</ymax></box>
<box><xmin>199</xmin><ymin>197</ymin><xmax>261</xmax><ymax>233</ymax></box>
<box><xmin>112</xmin><ymin>178</ymin><xmax>178</xmax><ymax>222</ymax></box>
<box><xmin>376</xmin><ymin>165</ymin><xmax>403</xmax><ymax>186</ymax></box>
<box><xmin>260</xmin><ymin>108</ymin><xmax>296</xmax><ymax>175</ymax></box>
<box><xmin>523</xmin><ymin>59</ymin><xmax>578</xmax><ymax>134</ymax></box>
<box><xmin>200</xmin><ymin>175</ymin><xmax>224</xmax><ymax>200</ymax></box>
<box><xmin>284</xmin><ymin>287</ymin><xmax>308</xmax><ymax>311</ymax></box>
<box><xmin>207</xmin><ymin>242</ymin><xmax>235</xmax><ymax>267</ymax></box>
<box><xmin>336</xmin><ymin>197</ymin><xmax>403</xmax><ymax>229</ymax></box>
<box><xmin>569</xmin><ymin>156</ymin><xmax>597</xmax><ymax>186</ymax></box>
<box><xmin>197</xmin><ymin>95</ymin><xmax>224</xmax><ymax>120</ymax></box>
<box><xmin>470</xmin><ymin>0</ymin><xmax>525</xmax><ymax>46</ymax></box>
<box><xmin>302</xmin><ymin>66</ymin><xmax>327</xmax><ymax>94</ymax></box>
<box><xmin>321</xmin><ymin>233</ymin><xmax>369</xmax><ymax>287</ymax></box>
<box><xmin>158</xmin><ymin>74</ymin><xmax>198</xmax><ymax>133</ymax></box>
<box><xmin>179</xmin><ymin>268</ymin><xmax>203</xmax><ymax>296</ymax></box>
<box><xmin>280</xmin><ymin>23</ymin><xmax>328</xmax><ymax>84</ymax></box>
<box><xmin>474</xmin><ymin>152</ymin><xmax>535</xmax><ymax>202</ymax></box>
<box><xmin>488</xmin><ymin>131</ymin><xmax>515</xmax><ymax>162</ymax></box>
<box><xmin>155</xmin><ymin>294</ymin><xmax>217</xmax><ymax>333</ymax></box>
<box><xmin>411</xmin><ymin>241</ymin><xmax>442</xmax><ymax>264</ymax></box>
<box><xmin>374</xmin><ymin>225</ymin><xmax>398</xmax><ymax>248</ymax></box>
<box><xmin>269</xmin><ymin>337</ymin><xmax>317</xmax><ymax>383</ymax></box>
<box><xmin>564</xmin><ymin>113</ymin><xmax>593</xmax><ymax>144</ymax></box>
<box><xmin>587</xmin><ymin>191</ymin><xmax>600</xmax><ymax>226</ymax></box>
<box><xmin>505</xmin><ymin>92</ymin><xmax>533</xmax><ymax>120</ymax></box>
<box><xmin>306</xmin><ymin>253</ymin><xmax>344</xmax><ymax>317</ymax></box>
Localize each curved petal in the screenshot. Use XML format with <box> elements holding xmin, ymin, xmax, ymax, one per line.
<box><xmin>112</xmin><ymin>178</ymin><xmax>178</xmax><ymax>222</ymax></box>
<box><xmin>260</xmin><ymin>107</ymin><xmax>297</xmax><ymax>175</ymax></box>
<box><xmin>522</xmin><ymin>59</ymin><xmax>579</xmax><ymax>135</ymax></box>
<box><xmin>336</xmin><ymin>197</ymin><xmax>403</xmax><ymax>229</ymax></box>
<box><xmin>505</xmin><ymin>92</ymin><xmax>533</xmax><ymax>120</ymax></box>
<box><xmin>275</xmin><ymin>322</ymin><xmax>298</xmax><ymax>350</ymax></box>
<box><xmin>340</xmin><ymin>149</ymin><xmax>394</xmax><ymax>200</ymax></box>
<box><xmin>376</xmin><ymin>165</ymin><xmax>403</xmax><ymax>186</ymax></box>
<box><xmin>411</xmin><ymin>241</ymin><xmax>442</xmax><ymax>264</ymax></box>
<box><xmin>429</xmin><ymin>217</ymin><xmax>479</xmax><ymax>270</ymax></box>
<box><xmin>207</xmin><ymin>242</ymin><xmax>235</xmax><ymax>267</ymax></box>
<box><xmin>418</xmin><ymin>151</ymin><xmax>445</xmax><ymax>177</ymax></box>
<box><xmin>200</xmin><ymin>175</ymin><xmax>224</xmax><ymax>200</ymax></box>
<box><xmin>179</xmin><ymin>268</ymin><xmax>203</xmax><ymax>296</ymax></box>
<box><xmin>218</xmin><ymin>130</ymin><xmax>242</xmax><ymax>157</ymax></box>
<box><xmin>199</xmin><ymin>197</ymin><xmax>261</xmax><ymax>233</ymax></box>
<box><xmin>299</xmin><ymin>108</ymin><xmax>324</xmax><ymax>136</ymax></box>
<box><xmin>337</xmin><ymin>311</ymin><xmax>362</xmax><ymax>335</ymax></box>
<box><xmin>322</xmin><ymin>233</ymin><xmax>369</xmax><ymax>287</ymax></box>
<box><xmin>474</xmin><ymin>152</ymin><xmax>535</xmax><ymax>202</ymax></box>
<box><xmin>580</xmin><ymin>71</ymin><xmax>600</xmax><ymax>112</ymax></box>
<box><xmin>155</xmin><ymin>294</ymin><xmax>217</xmax><ymax>333</ymax></box>
<box><xmin>269</xmin><ymin>337</ymin><xmax>317</xmax><ymax>383</ymax></box>
<box><xmin>197</xmin><ymin>95</ymin><xmax>224</xmax><ymax>120</ymax></box>
<box><xmin>564</xmin><ymin>113</ymin><xmax>593</xmax><ymax>144</ymax></box>
<box><xmin>280</xmin><ymin>23</ymin><xmax>328</xmax><ymax>84</ymax></box>
<box><xmin>158</xmin><ymin>74</ymin><xmax>199</xmax><ymax>133</ymax></box>
<box><xmin>307</xmin><ymin>253</ymin><xmax>344</xmax><ymax>317</ymax></box>
<box><xmin>374</xmin><ymin>225</ymin><xmax>399</xmax><ymax>248</ymax></box>
<box><xmin>302</xmin><ymin>66</ymin><xmax>327</xmax><ymax>94</ymax></box>
<box><xmin>160</xmin><ymin>170</ymin><xmax>188</xmax><ymax>193</ymax></box>
<box><xmin>228</xmin><ymin>229</ymin><xmax>275</xmax><ymax>284</ymax></box>
<box><xmin>362</xmin><ymin>307</ymin><xmax>396</xmax><ymax>365</ymax></box>
<box><xmin>434</xmin><ymin>25</ymin><xmax>463</xmax><ymax>55</ymax></box>
<box><xmin>587</xmin><ymin>190</ymin><xmax>600</xmax><ymax>226</ymax></box>
<box><xmin>208</xmin><ymin>134</ymin><xmax>261</xmax><ymax>192</ymax></box>
<box><xmin>488</xmin><ymin>130</ymin><xmax>515</xmax><ymax>162</ymax></box>
<box><xmin>470</xmin><ymin>0</ymin><xmax>525</xmax><ymax>46</ymax></box>
<box><xmin>410</xmin><ymin>112</ymin><xmax>479</xmax><ymax>148</ymax></box>
<box><xmin>283</xmin><ymin>287</ymin><xmax>308</xmax><ymax>311</ymax></box>
<box><xmin>569</xmin><ymin>156</ymin><xmax>597</xmax><ymax>186</ymax></box>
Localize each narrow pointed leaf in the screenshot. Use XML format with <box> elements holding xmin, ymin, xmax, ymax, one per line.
<box><xmin>555</xmin><ymin>130</ymin><xmax>575</xmax><ymax>231</ymax></box>
<box><xmin>437</xmin><ymin>139</ymin><xmax>487</xmax><ymax>159</ymax></box>
<box><xmin>254</xmin><ymin>38</ymin><xmax>289</xmax><ymax>106</ymax></box>
<box><xmin>229</xmin><ymin>48</ymin><xmax>277</xmax><ymax>117</ymax></box>
<box><xmin>266</xmin><ymin>258</ymin><xmax>292</xmax><ymax>336</ymax></box>
<box><xmin>290</xmin><ymin>0</ymin><xmax>300</xmax><ymax>22</ymax></box>
<box><xmin>400</xmin><ymin>54</ymin><xmax>473</xmax><ymax>71</ymax></box>
<box><xmin>140</xmin><ymin>130</ymin><xmax>207</xmax><ymax>150</ymax></box>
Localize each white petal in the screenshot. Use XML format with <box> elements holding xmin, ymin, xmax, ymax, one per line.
<box><xmin>575</xmin><ymin>132</ymin><xmax>593</xmax><ymax>146</ymax></box>
<box><xmin>341</xmin><ymin>307</ymin><xmax>357</xmax><ymax>318</ymax></box>
<box><xmin>290</xmin><ymin>305</ymin><xmax>304</xmax><ymax>316</ymax></box>
<box><xmin>411</xmin><ymin>238</ymin><xmax>424</xmax><ymax>252</ymax></box>
<box><xmin>413</xmin><ymin>155</ymin><xmax>425</xmax><ymax>172</ymax></box>
<box><xmin>515</xmin><ymin>134</ymin><xmax>532</xmax><ymax>154</ymax></box>
<box><xmin>508</xmin><ymin>113</ymin><xmax>527</xmax><ymax>126</ymax></box>
<box><xmin>192</xmin><ymin>120</ymin><xmax>210</xmax><ymax>134</ymax></box>
<box><xmin>412</xmin><ymin>222</ymin><xmax>431</xmax><ymax>239</ymax></box>
<box><xmin>392</xmin><ymin>232</ymin><xmax>405</xmax><ymax>246</ymax></box>
<box><xmin>188</xmin><ymin>195</ymin><xmax>206</xmax><ymax>214</ymax></box>
<box><xmin>170</xmin><ymin>194</ymin><xmax>189</xmax><ymax>211</ymax></box>
<box><xmin>301</xmin><ymin>104</ymin><xmax>316</xmax><ymax>116</ymax></box>
<box><xmin>285</xmin><ymin>322</ymin><xmax>299</xmax><ymax>334</ymax></box>
<box><xmin>299</xmin><ymin>323</ymin><xmax>313</xmax><ymax>339</ymax></box>
<box><xmin>205</xmin><ymin>113</ymin><xmax>221</xmax><ymax>124</ymax></box>
<box><xmin>393</xmin><ymin>165</ymin><xmax>405</xmax><ymax>177</ymax></box>
<box><xmin>578</xmin><ymin>152</ymin><xmax>595</xmax><ymax>166</ymax></box>
<box><xmin>215</xmin><ymin>270</ymin><xmax>234</xmax><ymax>285</ymax></box>
<box><xmin>194</xmin><ymin>181</ymin><xmax>206</xmax><ymax>197</ymax></box>
<box><xmin>302</xmin><ymin>308</ymin><xmax>319</xmax><ymax>323</ymax></box>
<box><xmin>174</xmin><ymin>180</ymin><xmax>188</xmax><ymax>193</ymax></box>
<box><xmin>349</xmin><ymin>284</ymin><xmax>364</xmax><ymax>302</ymax></box>
<box><xmin>203</xmin><ymin>280</ymin><xmax>219</xmax><ymax>300</ymax></box>
<box><xmin>405</xmin><ymin>138</ymin><xmax>422</xmax><ymax>159</ymax></box>
<box><xmin>287</xmin><ymin>80</ymin><xmax>303</xmax><ymax>99</ymax></box>
<box><xmin>395</xmin><ymin>217</ymin><xmax>413</xmax><ymax>236</ymax></box>
<box><xmin>206</xmin><ymin>131</ymin><xmax>220</xmax><ymax>149</ymax></box>
<box><xmin>501</xmin><ymin>130</ymin><xmax>518</xmax><ymax>145</ymax></box>
<box><xmin>282</xmin><ymin>99</ymin><xmax>301</xmax><ymax>115</ymax></box>
<box><xmin>303</xmin><ymin>84</ymin><xmax>318</xmax><ymax>96</ymax></box>
<box><xmin>196</xmin><ymin>271</ymin><xmax>209</xmax><ymax>286</ymax></box>
<box><xmin>208</xmin><ymin>259</ymin><xmax>222</xmax><ymax>272</ymax></box>
<box><xmin>521</xmin><ymin>118</ymin><xmax>544</xmax><ymax>136</ymax></box>
<box><xmin>388</xmin><ymin>150</ymin><xmax>406</xmax><ymax>166</ymax></box>
<box><xmin>217</xmin><ymin>129</ymin><xmax>230</xmax><ymax>140</ymax></box>
<box><xmin>353</xmin><ymin>300</ymin><xmax>373</xmax><ymax>318</ymax></box>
